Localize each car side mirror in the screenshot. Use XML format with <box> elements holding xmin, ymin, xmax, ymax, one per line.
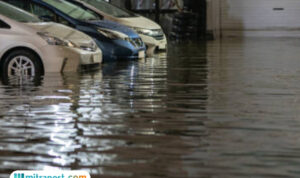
<box><xmin>39</xmin><ymin>15</ymin><xmax>54</xmax><ymax>22</ymax></box>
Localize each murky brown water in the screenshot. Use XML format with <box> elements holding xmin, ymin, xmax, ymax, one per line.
<box><xmin>1</xmin><ymin>38</ymin><xmax>300</xmax><ymax>177</ymax></box>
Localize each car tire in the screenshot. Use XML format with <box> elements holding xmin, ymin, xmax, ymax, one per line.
<box><xmin>1</xmin><ymin>49</ymin><xmax>42</xmax><ymax>78</ymax></box>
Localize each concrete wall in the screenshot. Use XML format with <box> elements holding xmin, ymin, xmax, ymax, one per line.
<box><xmin>208</xmin><ymin>0</ymin><xmax>300</xmax><ymax>38</ymax></box>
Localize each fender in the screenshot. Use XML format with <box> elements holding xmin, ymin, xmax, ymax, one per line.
<box><xmin>0</xmin><ymin>42</ymin><xmax>44</xmax><ymax>64</ymax></box>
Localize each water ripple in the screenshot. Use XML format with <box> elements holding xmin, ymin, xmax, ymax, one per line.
<box><xmin>1</xmin><ymin>39</ymin><xmax>300</xmax><ymax>177</ymax></box>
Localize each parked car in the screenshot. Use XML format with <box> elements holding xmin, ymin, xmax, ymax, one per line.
<box><xmin>3</xmin><ymin>0</ymin><xmax>146</xmax><ymax>62</ymax></box>
<box><xmin>0</xmin><ymin>1</ymin><xmax>102</xmax><ymax>78</ymax></box>
<box><xmin>68</xmin><ymin>0</ymin><xmax>167</xmax><ymax>56</ymax></box>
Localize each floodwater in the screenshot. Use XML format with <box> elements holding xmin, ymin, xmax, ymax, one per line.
<box><xmin>1</xmin><ymin>38</ymin><xmax>300</xmax><ymax>177</ymax></box>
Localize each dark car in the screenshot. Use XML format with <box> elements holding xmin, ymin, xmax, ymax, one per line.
<box><xmin>3</xmin><ymin>0</ymin><xmax>146</xmax><ymax>62</ymax></box>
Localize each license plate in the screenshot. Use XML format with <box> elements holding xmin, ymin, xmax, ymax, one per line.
<box><xmin>92</xmin><ymin>54</ymin><xmax>101</xmax><ymax>63</ymax></box>
<box><xmin>138</xmin><ymin>51</ymin><xmax>145</xmax><ymax>58</ymax></box>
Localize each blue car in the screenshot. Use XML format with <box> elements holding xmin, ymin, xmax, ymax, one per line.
<box><xmin>4</xmin><ymin>0</ymin><xmax>146</xmax><ymax>62</ymax></box>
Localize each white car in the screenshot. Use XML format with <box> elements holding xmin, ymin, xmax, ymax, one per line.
<box><xmin>71</xmin><ymin>0</ymin><xmax>167</xmax><ymax>56</ymax></box>
<box><xmin>0</xmin><ymin>1</ymin><xmax>102</xmax><ymax>78</ymax></box>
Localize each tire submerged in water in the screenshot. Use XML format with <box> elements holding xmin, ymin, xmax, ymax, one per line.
<box><xmin>1</xmin><ymin>49</ymin><xmax>43</xmax><ymax>78</ymax></box>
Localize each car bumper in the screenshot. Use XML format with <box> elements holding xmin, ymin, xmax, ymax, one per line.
<box><xmin>40</xmin><ymin>45</ymin><xmax>102</xmax><ymax>73</ymax></box>
<box><xmin>119</xmin><ymin>49</ymin><xmax>146</xmax><ymax>60</ymax></box>
<box><xmin>139</xmin><ymin>34</ymin><xmax>167</xmax><ymax>56</ymax></box>
<box><xmin>95</xmin><ymin>39</ymin><xmax>146</xmax><ymax>62</ymax></box>
<box><xmin>75</xmin><ymin>48</ymin><xmax>102</xmax><ymax>66</ymax></box>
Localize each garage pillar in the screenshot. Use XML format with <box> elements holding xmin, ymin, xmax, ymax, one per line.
<box><xmin>155</xmin><ymin>0</ymin><xmax>160</xmax><ymax>23</ymax></box>
<box><xmin>184</xmin><ymin>0</ymin><xmax>207</xmax><ymax>39</ymax></box>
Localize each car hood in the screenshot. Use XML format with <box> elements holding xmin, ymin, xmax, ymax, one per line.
<box><xmin>26</xmin><ymin>22</ymin><xmax>95</xmax><ymax>46</ymax></box>
<box><xmin>88</xmin><ymin>20</ymin><xmax>140</xmax><ymax>38</ymax></box>
<box><xmin>117</xmin><ymin>16</ymin><xmax>162</xmax><ymax>30</ymax></box>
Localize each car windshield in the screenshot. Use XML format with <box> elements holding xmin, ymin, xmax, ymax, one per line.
<box><xmin>42</xmin><ymin>0</ymin><xmax>101</xmax><ymax>21</ymax></box>
<box><xmin>0</xmin><ymin>1</ymin><xmax>41</xmax><ymax>23</ymax></box>
<box><xmin>80</xmin><ymin>0</ymin><xmax>136</xmax><ymax>18</ymax></box>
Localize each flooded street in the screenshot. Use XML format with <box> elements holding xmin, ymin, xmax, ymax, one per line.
<box><xmin>1</xmin><ymin>38</ymin><xmax>300</xmax><ymax>177</ymax></box>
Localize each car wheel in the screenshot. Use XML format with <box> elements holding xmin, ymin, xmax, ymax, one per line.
<box><xmin>2</xmin><ymin>50</ymin><xmax>42</xmax><ymax>78</ymax></box>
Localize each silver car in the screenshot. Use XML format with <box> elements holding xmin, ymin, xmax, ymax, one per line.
<box><xmin>0</xmin><ymin>1</ymin><xmax>102</xmax><ymax>78</ymax></box>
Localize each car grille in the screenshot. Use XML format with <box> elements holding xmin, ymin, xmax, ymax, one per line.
<box><xmin>153</xmin><ymin>35</ymin><xmax>164</xmax><ymax>40</ymax></box>
<box><xmin>152</xmin><ymin>29</ymin><xmax>164</xmax><ymax>40</ymax></box>
<box><xmin>129</xmin><ymin>38</ymin><xmax>144</xmax><ymax>48</ymax></box>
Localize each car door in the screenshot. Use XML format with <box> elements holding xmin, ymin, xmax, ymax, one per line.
<box><xmin>0</xmin><ymin>18</ymin><xmax>12</xmax><ymax>58</ymax></box>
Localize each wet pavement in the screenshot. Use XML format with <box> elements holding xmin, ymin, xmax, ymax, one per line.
<box><xmin>1</xmin><ymin>38</ymin><xmax>300</xmax><ymax>177</ymax></box>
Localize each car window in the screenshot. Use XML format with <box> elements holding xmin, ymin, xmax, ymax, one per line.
<box><xmin>42</xmin><ymin>0</ymin><xmax>101</xmax><ymax>21</ymax></box>
<box><xmin>0</xmin><ymin>20</ymin><xmax>10</xmax><ymax>29</ymax></box>
<box><xmin>4</xmin><ymin>0</ymin><xmax>26</xmax><ymax>9</ymax></box>
<box><xmin>81</xmin><ymin>0</ymin><xmax>136</xmax><ymax>18</ymax></box>
<box><xmin>0</xmin><ymin>1</ymin><xmax>41</xmax><ymax>23</ymax></box>
<box><xmin>57</xmin><ymin>16</ymin><xmax>73</xmax><ymax>27</ymax></box>
<box><xmin>29</xmin><ymin>3</ymin><xmax>56</xmax><ymax>22</ymax></box>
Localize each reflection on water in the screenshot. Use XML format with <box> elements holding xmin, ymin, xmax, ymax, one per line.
<box><xmin>1</xmin><ymin>38</ymin><xmax>300</xmax><ymax>177</ymax></box>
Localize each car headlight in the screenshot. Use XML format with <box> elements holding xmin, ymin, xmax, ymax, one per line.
<box><xmin>37</xmin><ymin>32</ymin><xmax>76</xmax><ymax>47</ymax></box>
<box><xmin>133</xmin><ymin>27</ymin><xmax>164</xmax><ymax>37</ymax></box>
<box><xmin>38</xmin><ymin>32</ymin><xmax>98</xmax><ymax>52</ymax></box>
<box><xmin>79</xmin><ymin>41</ymin><xmax>98</xmax><ymax>52</ymax></box>
<box><xmin>97</xmin><ymin>28</ymin><xmax>129</xmax><ymax>40</ymax></box>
